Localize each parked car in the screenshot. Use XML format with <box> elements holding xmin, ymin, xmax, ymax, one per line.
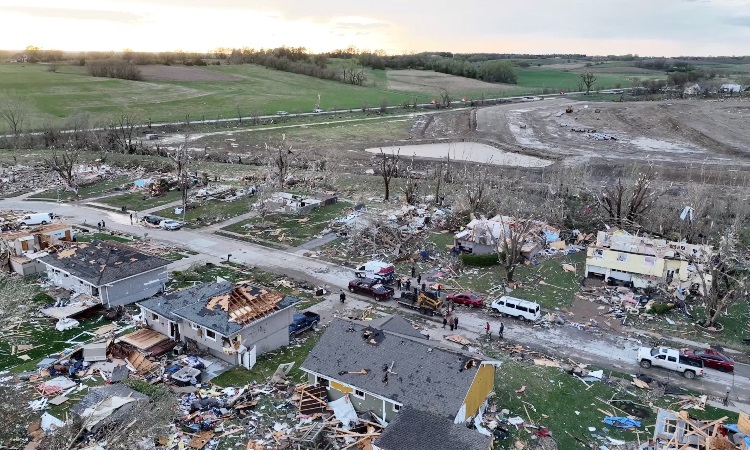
<box><xmin>354</xmin><ymin>260</ymin><xmax>395</xmax><ymax>284</ymax></box>
<box><xmin>683</xmin><ymin>348</ymin><xmax>734</xmax><ymax>372</ymax></box>
<box><xmin>637</xmin><ymin>347</ymin><xmax>705</xmax><ymax>379</ymax></box>
<box><xmin>490</xmin><ymin>296</ymin><xmax>541</xmax><ymax>321</ymax></box>
<box><xmin>446</xmin><ymin>292</ymin><xmax>484</xmax><ymax>308</ymax></box>
<box><xmin>159</xmin><ymin>219</ymin><xmax>183</xmax><ymax>230</ymax></box>
<box><xmin>348</xmin><ymin>278</ymin><xmax>394</xmax><ymax>300</ymax></box>
<box><xmin>289</xmin><ymin>311</ymin><xmax>320</xmax><ymax>336</ymax></box>
<box><xmin>313</xmin><ymin>108</ymin><xmax>324</xmax><ymax>113</ymax></box>
<box><xmin>276</xmin><ymin>111</ymin><xmax>289</xmax><ymax>116</ymax></box>
<box><xmin>142</xmin><ymin>215</ymin><xmax>163</xmax><ymax>226</ymax></box>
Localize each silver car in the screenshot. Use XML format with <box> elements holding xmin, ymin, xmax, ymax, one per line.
<box><xmin>159</xmin><ymin>219</ymin><xmax>183</xmax><ymax>230</ymax></box>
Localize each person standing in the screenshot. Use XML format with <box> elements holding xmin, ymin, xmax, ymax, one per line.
<box><xmin>411</xmin><ymin>266</ymin><xmax>415</xmax><ymax>278</ymax></box>
<box><xmin>454</xmin><ymin>315</ymin><xmax>459</xmax><ymax>329</ymax></box>
<box><xmin>97</xmin><ymin>221</ymin><xmax>102</xmax><ymax>232</ymax></box>
<box><xmin>339</xmin><ymin>290</ymin><xmax>346</xmax><ymax>303</ymax></box>
<box><xmin>442</xmin><ymin>316</ymin><xmax>447</xmax><ymax>329</ymax></box>
<box><xmin>449</xmin><ymin>316</ymin><xmax>455</xmax><ymax>331</ymax></box>
<box><xmin>135</xmin><ymin>211</ymin><xmax>139</xmax><ymax>222</ymax></box>
<box><xmin>499</xmin><ymin>322</ymin><xmax>505</xmax><ymax>340</ymax></box>
<box><xmin>405</xmin><ymin>279</ymin><xmax>411</xmax><ymax>291</ymax></box>
<box><xmin>396</xmin><ymin>278</ymin><xmax>402</xmax><ymax>291</ymax></box>
<box><xmin>417</xmin><ymin>274</ymin><xmax>421</xmax><ymax>285</ymax></box>
<box><xmin>129</xmin><ymin>213</ymin><xmax>133</xmax><ymax>225</ymax></box>
<box><xmin>485</xmin><ymin>321</ymin><xmax>490</xmax><ymax>335</ymax></box>
<box><xmin>421</xmin><ymin>283</ymin><xmax>426</xmax><ymax>292</ymax></box>
<box><xmin>101</xmin><ymin>220</ymin><xmax>106</xmax><ymax>229</ymax></box>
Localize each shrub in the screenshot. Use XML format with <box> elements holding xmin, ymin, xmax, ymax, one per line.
<box><xmin>461</xmin><ymin>253</ymin><xmax>500</xmax><ymax>267</ymax></box>
<box><xmin>648</xmin><ymin>302</ymin><xmax>674</xmax><ymax>315</ymax></box>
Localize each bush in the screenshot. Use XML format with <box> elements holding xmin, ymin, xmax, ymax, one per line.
<box><xmin>647</xmin><ymin>302</ymin><xmax>674</xmax><ymax>315</ymax></box>
<box><xmin>461</xmin><ymin>253</ymin><xmax>500</xmax><ymax>267</ymax></box>
<box><xmin>32</xmin><ymin>292</ymin><xmax>55</xmax><ymax>304</ymax></box>
<box><xmin>123</xmin><ymin>379</ymin><xmax>169</xmax><ymax>398</ymax></box>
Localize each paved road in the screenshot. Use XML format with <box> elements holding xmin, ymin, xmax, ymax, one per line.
<box><xmin>7</xmin><ymin>197</ymin><xmax>750</xmax><ymax>410</ymax></box>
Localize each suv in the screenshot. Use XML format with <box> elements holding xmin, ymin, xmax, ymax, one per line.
<box><xmin>289</xmin><ymin>311</ymin><xmax>320</xmax><ymax>336</ymax></box>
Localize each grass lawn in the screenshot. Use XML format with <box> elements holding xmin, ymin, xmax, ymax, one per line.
<box><xmin>223</xmin><ymin>201</ymin><xmax>352</xmax><ymax>247</ymax></box>
<box><xmin>517</xmin><ymin>68</ymin><xmax>663</xmax><ymax>92</ymax></box>
<box><xmin>153</xmin><ymin>196</ymin><xmax>256</xmax><ymax>228</ymax></box>
<box><xmin>74</xmin><ymin>231</ymin><xmax>132</xmax><ymax>243</ymax></box>
<box><xmin>212</xmin><ymin>331</ymin><xmax>321</xmax><ymax>387</ymax></box>
<box><xmin>0</xmin><ymin>62</ymin><xmax>416</xmax><ymax>129</ymax></box>
<box><xmin>99</xmin><ymin>190</ymin><xmax>182</xmax><ymax>211</ymax></box>
<box><xmin>492</xmin><ymin>354</ymin><xmax>734</xmax><ymax>449</ymax></box>
<box><xmin>453</xmin><ymin>251</ymin><xmax>587</xmax><ymax>308</ymax></box>
<box><xmin>27</xmin><ymin>176</ymin><xmax>133</xmax><ymax>201</ymax></box>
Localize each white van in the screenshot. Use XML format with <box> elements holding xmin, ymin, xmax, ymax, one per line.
<box><xmin>18</xmin><ymin>213</ymin><xmax>54</xmax><ymax>226</ymax></box>
<box><xmin>490</xmin><ymin>296</ymin><xmax>541</xmax><ymax>321</ymax></box>
<box><xmin>354</xmin><ymin>260</ymin><xmax>395</xmax><ymax>283</ymax></box>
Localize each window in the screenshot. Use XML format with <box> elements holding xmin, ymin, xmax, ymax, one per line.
<box><xmin>205</xmin><ymin>329</ymin><xmax>216</xmax><ymax>341</ymax></box>
<box><xmin>644</xmin><ymin>256</ymin><xmax>656</xmax><ymax>267</ymax></box>
<box><xmin>617</xmin><ymin>253</ymin><xmax>628</xmax><ymax>262</ymax></box>
<box><xmin>318</xmin><ymin>377</ymin><xmax>329</xmax><ymax>388</ymax></box>
<box><xmin>667</xmin><ymin>356</ymin><xmax>677</xmax><ymax>362</ymax></box>
<box><xmin>594</xmin><ymin>249</ymin><xmax>604</xmax><ymax>259</ymax></box>
<box><xmin>353</xmin><ymin>389</ymin><xmax>365</xmax><ymax>399</ymax></box>
<box><xmin>393</xmin><ymin>403</ymin><xmax>401</xmax><ymax>412</ymax></box>
<box><xmin>663</xmin><ymin>419</ymin><xmax>677</xmax><ymax>435</ymax></box>
<box><xmin>517</xmin><ymin>306</ymin><xmax>528</xmax><ymax>312</ymax></box>
<box><xmin>151</xmin><ymin>313</ymin><xmax>159</xmax><ymax>322</ymax></box>
<box><xmin>190</xmin><ymin>322</ymin><xmax>199</xmax><ymax>330</ymax></box>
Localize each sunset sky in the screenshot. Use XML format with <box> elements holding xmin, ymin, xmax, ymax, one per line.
<box><xmin>1</xmin><ymin>0</ymin><xmax>749</xmax><ymax>56</ymax></box>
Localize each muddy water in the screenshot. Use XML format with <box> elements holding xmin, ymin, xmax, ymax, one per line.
<box><xmin>366</xmin><ymin>142</ymin><xmax>552</xmax><ymax>167</ymax></box>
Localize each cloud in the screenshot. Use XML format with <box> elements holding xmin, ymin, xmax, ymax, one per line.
<box><xmin>0</xmin><ymin>5</ymin><xmax>146</xmax><ymax>23</ymax></box>
<box><xmin>724</xmin><ymin>15</ymin><xmax>750</xmax><ymax>27</ymax></box>
<box><xmin>333</xmin><ymin>20</ymin><xmax>389</xmax><ymax>30</ymax></box>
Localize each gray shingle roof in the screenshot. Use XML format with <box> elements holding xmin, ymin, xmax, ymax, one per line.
<box><xmin>70</xmin><ymin>384</ymin><xmax>148</xmax><ymax>429</ymax></box>
<box><xmin>366</xmin><ymin>315</ymin><xmax>426</xmax><ymax>339</ymax></box>
<box><xmin>301</xmin><ymin>319</ymin><xmax>481</xmax><ymax>419</ymax></box>
<box><xmin>40</xmin><ymin>240</ymin><xmax>169</xmax><ymax>286</ymax></box>
<box><xmin>374</xmin><ymin>406</ymin><xmax>492</xmax><ymax>450</ymax></box>
<box><xmin>138</xmin><ymin>281</ymin><xmax>298</xmax><ymax>336</ymax></box>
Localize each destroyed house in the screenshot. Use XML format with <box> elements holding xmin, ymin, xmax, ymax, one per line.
<box><xmin>1</xmin><ymin>223</ymin><xmax>73</xmax><ymax>275</ymax></box>
<box><xmin>651</xmin><ymin>408</ymin><xmax>745</xmax><ymax>449</ymax></box>
<box><xmin>137</xmin><ymin>281</ymin><xmax>297</xmax><ymax>367</ymax></box>
<box><xmin>585</xmin><ymin>230</ymin><xmax>713</xmax><ymax>291</ymax></box>
<box><xmin>70</xmin><ymin>384</ymin><xmax>148</xmax><ymax>432</ymax></box>
<box><xmin>39</xmin><ymin>240</ymin><xmax>170</xmax><ymax>307</ymax></box>
<box><xmin>301</xmin><ymin>319</ymin><xmax>497</xmax><ymax>423</ymax></box>
<box><xmin>373</xmin><ymin>406</ymin><xmax>493</xmax><ymax>450</ymax></box>
<box><xmin>454</xmin><ymin>215</ymin><xmax>553</xmax><ymax>259</ymax></box>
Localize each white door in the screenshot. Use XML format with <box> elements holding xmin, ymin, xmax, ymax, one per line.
<box><xmin>240</xmin><ymin>345</ymin><xmax>257</xmax><ymax>369</ymax></box>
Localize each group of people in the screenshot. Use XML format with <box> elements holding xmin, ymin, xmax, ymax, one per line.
<box><xmin>96</xmin><ymin>220</ymin><xmax>106</xmax><ymax>232</ymax></box>
<box><xmin>129</xmin><ymin>212</ymin><xmax>139</xmax><ymax>225</ymax></box>
<box><xmin>485</xmin><ymin>321</ymin><xmax>504</xmax><ymax>339</ymax></box>
<box><xmin>443</xmin><ymin>315</ymin><xmax>459</xmax><ymax>331</ymax></box>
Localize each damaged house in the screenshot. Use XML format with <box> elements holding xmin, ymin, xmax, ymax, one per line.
<box><xmin>585</xmin><ymin>230</ymin><xmax>713</xmax><ymax>291</ymax></box>
<box><xmin>454</xmin><ymin>215</ymin><xmax>560</xmax><ymax>259</ymax></box>
<box><xmin>300</xmin><ymin>319</ymin><xmax>498</xmax><ymax>431</ymax></box>
<box><xmin>264</xmin><ymin>192</ymin><xmax>338</xmax><ymax>214</ymax></box>
<box><xmin>137</xmin><ymin>281</ymin><xmax>298</xmax><ymax>367</ymax></box>
<box><xmin>1</xmin><ymin>223</ymin><xmax>73</xmax><ymax>275</ymax></box>
<box><xmin>40</xmin><ymin>240</ymin><xmax>170</xmax><ymax>307</ymax></box>
<box><xmin>651</xmin><ymin>408</ymin><xmax>750</xmax><ymax>449</ymax></box>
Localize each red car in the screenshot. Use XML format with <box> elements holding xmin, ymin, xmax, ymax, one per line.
<box><xmin>683</xmin><ymin>349</ymin><xmax>734</xmax><ymax>373</ymax></box>
<box><xmin>348</xmin><ymin>278</ymin><xmax>394</xmax><ymax>301</ymax></box>
<box><xmin>446</xmin><ymin>292</ymin><xmax>484</xmax><ymax>308</ymax></box>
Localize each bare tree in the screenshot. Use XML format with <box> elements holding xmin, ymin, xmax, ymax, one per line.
<box><xmin>692</xmin><ymin>230</ymin><xmax>749</xmax><ymax>328</ymax></box>
<box><xmin>47</xmin><ymin>63</ymin><xmax>60</xmax><ymax>73</ymax></box>
<box><xmin>265</xmin><ymin>135</ymin><xmax>297</xmax><ymax>190</ymax></box>
<box><xmin>236</xmin><ymin>103</ymin><xmax>243</xmax><ymax>124</ymax></box>
<box><xmin>595</xmin><ymin>165</ymin><xmax>661</xmax><ymax>229</ymax></box>
<box><xmin>169</xmin><ymin>135</ymin><xmax>191</xmax><ymax>213</ymax></box>
<box><xmin>0</xmin><ymin>93</ymin><xmax>29</xmax><ymax>162</ymax></box>
<box><xmin>495</xmin><ymin>215</ymin><xmax>537</xmax><ymax>282</ymax></box>
<box><xmin>439</xmin><ymin>87</ymin><xmax>452</xmax><ymax>107</ymax></box>
<box><xmin>580</xmin><ymin>72</ymin><xmax>597</xmax><ymax>95</ymax></box>
<box><xmin>463</xmin><ymin>164</ymin><xmax>491</xmax><ymax>214</ymax></box>
<box><xmin>107</xmin><ymin>110</ymin><xmax>140</xmax><ymax>153</ymax></box>
<box><xmin>402</xmin><ymin>157</ymin><xmax>419</xmax><ymax>205</ymax></box>
<box><xmin>379</xmin><ymin>148</ymin><xmax>400</xmax><ymax>201</ymax></box>
<box><xmin>46</xmin><ymin>147</ymin><xmax>80</xmax><ymax>188</ymax></box>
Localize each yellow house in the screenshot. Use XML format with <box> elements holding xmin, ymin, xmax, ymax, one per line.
<box><xmin>585</xmin><ymin>230</ymin><xmax>712</xmax><ymax>291</ymax></box>
<box><xmin>301</xmin><ymin>318</ymin><xmax>499</xmax><ymax>424</ymax></box>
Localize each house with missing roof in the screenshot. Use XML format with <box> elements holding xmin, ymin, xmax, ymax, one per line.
<box><xmin>301</xmin><ymin>319</ymin><xmax>498</xmax><ymax>436</ymax></box>
<box><xmin>39</xmin><ymin>240</ymin><xmax>170</xmax><ymax>307</ymax></box>
<box><xmin>137</xmin><ymin>281</ymin><xmax>297</xmax><ymax>367</ymax></box>
<box><xmin>1</xmin><ymin>223</ymin><xmax>74</xmax><ymax>275</ymax></box>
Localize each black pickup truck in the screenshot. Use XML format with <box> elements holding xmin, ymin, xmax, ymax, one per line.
<box><xmin>289</xmin><ymin>311</ymin><xmax>320</xmax><ymax>336</ymax></box>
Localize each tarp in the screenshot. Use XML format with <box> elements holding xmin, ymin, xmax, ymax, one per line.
<box><xmin>81</xmin><ymin>396</ymin><xmax>137</xmax><ymax>430</ymax></box>
<box><xmin>603</xmin><ymin>416</ymin><xmax>641</xmax><ymax>428</ymax></box>
<box><xmin>40</xmin><ymin>412</ymin><xmax>64</xmax><ymax>431</ymax></box>
<box><xmin>328</xmin><ymin>395</ymin><xmax>359</xmax><ymax>429</ymax></box>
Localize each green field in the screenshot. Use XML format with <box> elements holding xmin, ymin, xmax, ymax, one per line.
<box><xmin>154</xmin><ymin>196</ymin><xmax>256</xmax><ymax>228</ymax></box>
<box><xmin>0</xmin><ymin>61</ymin><xmax>670</xmax><ymax>132</ymax></box>
<box><xmin>99</xmin><ymin>190</ymin><xmax>182</xmax><ymax>211</ymax></box>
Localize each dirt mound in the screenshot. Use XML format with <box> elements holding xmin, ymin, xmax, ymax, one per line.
<box><xmin>139</xmin><ymin>65</ymin><xmax>243</xmax><ymax>82</ymax></box>
<box><xmin>386</xmin><ymin>69</ymin><xmax>513</xmax><ymax>94</ymax></box>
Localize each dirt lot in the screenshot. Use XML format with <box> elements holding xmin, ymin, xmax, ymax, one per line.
<box><xmin>464</xmin><ymin>97</ymin><xmax>750</xmax><ymax>167</ymax></box>
<box><xmin>386</xmin><ymin>69</ymin><xmax>515</xmax><ymax>94</ymax></box>
<box><xmin>138</xmin><ymin>65</ymin><xmax>243</xmax><ymax>82</ymax></box>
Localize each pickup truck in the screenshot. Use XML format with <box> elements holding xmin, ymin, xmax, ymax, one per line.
<box><xmin>289</xmin><ymin>312</ymin><xmax>320</xmax><ymax>336</ymax></box>
<box><xmin>348</xmin><ymin>278</ymin><xmax>395</xmax><ymax>300</ymax></box>
<box><xmin>637</xmin><ymin>347</ymin><xmax>705</xmax><ymax>379</ymax></box>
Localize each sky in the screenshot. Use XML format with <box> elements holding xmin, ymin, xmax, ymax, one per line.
<box><xmin>1</xmin><ymin>0</ymin><xmax>750</xmax><ymax>56</ymax></box>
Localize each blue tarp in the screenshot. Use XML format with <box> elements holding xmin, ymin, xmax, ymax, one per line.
<box><xmin>544</xmin><ymin>231</ymin><xmax>560</xmax><ymax>243</ymax></box>
<box><xmin>603</xmin><ymin>417</ymin><xmax>641</xmax><ymax>429</ymax></box>
<box><xmin>745</xmin><ymin>435</ymin><xmax>750</xmax><ymax>450</ymax></box>
<box><xmin>725</xmin><ymin>424</ymin><xmax>740</xmax><ymax>434</ymax></box>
